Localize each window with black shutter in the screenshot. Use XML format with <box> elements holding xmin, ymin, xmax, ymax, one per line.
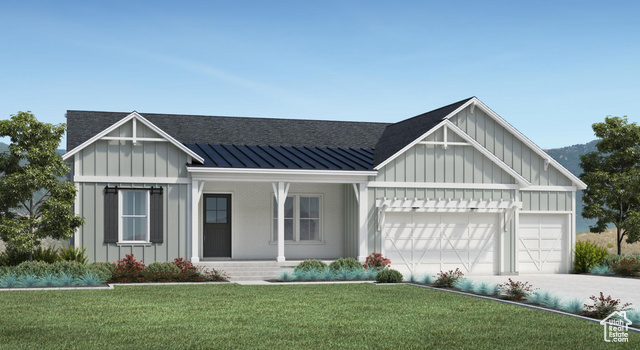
<box><xmin>103</xmin><ymin>186</ymin><xmax>163</xmax><ymax>244</ymax></box>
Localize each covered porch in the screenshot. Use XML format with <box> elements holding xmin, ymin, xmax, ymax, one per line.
<box><xmin>187</xmin><ymin>169</ymin><xmax>373</xmax><ymax>263</ymax></box>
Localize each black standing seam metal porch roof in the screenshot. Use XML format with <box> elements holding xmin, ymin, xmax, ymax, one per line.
<box><xmin>185</xmin><ymin>144</ymin><xmax>375</xmax><ymax>171</ymax></box>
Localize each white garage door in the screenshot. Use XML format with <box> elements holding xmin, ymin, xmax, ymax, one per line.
<box><xmin>383</xmin><ymin>212</ymin><xmax>499</xmax><ymax>276</ymax></box>
<box><xmin>518</xmin><ymin>214</ymin><xmax>569</xmax><ymax>274</ymax></box>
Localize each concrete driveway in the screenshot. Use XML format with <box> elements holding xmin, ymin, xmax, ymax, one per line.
<box><xmin>469</xmin><ymin>274</ymin><xmax>640</xmax><ymax>308</ymax></box>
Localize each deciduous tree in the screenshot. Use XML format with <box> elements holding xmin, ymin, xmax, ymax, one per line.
<box><xmin>580</xmin><ymin>116</ymin><xmax>640</xmax><ymax>255</ymax></box>
<box><xmin>0</xmin><ymin>111</ymin><xmax>83</xmax><ymax>259</ymax></box>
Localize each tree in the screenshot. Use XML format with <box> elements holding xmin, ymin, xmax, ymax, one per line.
<box><xmin>0</xmin><ymin>111</ymin><xmax>84</xmax><ymax>259</ymax></box>
<box><xmin>580</xmin><ymin>116</ymin><xmax>640</xmax><ymax>255</ymax></box>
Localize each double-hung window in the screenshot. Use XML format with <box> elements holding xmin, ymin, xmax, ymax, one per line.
<box><xmin>120</xmin><ymin>190</ymin><xmax>150</xmax><ymax>243</ymax></box>
<box><xmin>272</xmin><ymin>195</ymin><xmax>321</xmax><ymax>242</ymax></box>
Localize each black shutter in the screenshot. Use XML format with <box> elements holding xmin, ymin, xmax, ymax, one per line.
<box><xmin>150</xmin><ymin>187</ymin><xmax>164</xmax><ymax>243</ymax></box>
<box><xmin>104</xmin><ymin>187</ymin><xmax>118</xmax><ymax>243</ymax></box>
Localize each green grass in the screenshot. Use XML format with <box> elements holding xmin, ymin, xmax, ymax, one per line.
<box><xmin>0</xmin><ymin>284</ymin><xmax>636</xmax><ymax>349</ymax></box>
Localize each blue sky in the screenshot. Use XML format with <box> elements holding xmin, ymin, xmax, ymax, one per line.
<box><xmin>1</xmin><ymin>1</ymin><xmax>639</xmax><ymax>149</ymax></box>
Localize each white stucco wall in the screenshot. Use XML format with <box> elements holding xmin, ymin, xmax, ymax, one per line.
<box><xmin>199</xmin><ymin>182</ymin><xmax>346</xmax><ymax>260</ymax></box>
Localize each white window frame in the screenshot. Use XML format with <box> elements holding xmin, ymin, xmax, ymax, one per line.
<box><xmin>118</xmin><ymin>190</ymin><xmax>151</xmax><ymax>244</ymax></box>
<box><xmin>271</xmin><ymin>193</ymin><xmax>323</xmax><ymax>243</ymax></box>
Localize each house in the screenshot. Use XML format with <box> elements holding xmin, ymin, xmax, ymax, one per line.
<box><xmin>62</xmin><ymin>97</ymin><xmax>586</xmax><ymax>276</ymax></box>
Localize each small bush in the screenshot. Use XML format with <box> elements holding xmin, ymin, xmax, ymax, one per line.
<box><xmin>13</xmin><ymin>261</ymin><xmax>50</xmax><ymax>276</ymax></box>
<box><xmin>603</xmin><ymin>254</ymin><xmax>640</xmax><ymax>267</ymax></box>
<box><xmin>172</xmin><ymin>257</ymin><xmax>196</xmax><ymax>273</ymax></box>
<box><xmin>0</xmin><ymin>246</ymin><xmax>60</xmax><ymax>266</ymax></box>
<box><xmin>143</xmin><ymin>262</ymin><xmax>180</xmax><ymax>282</ymax></box>
<box><xmin>453</xmin><ymin>279</ymin><xmax>474</xmax><ymax>292</ymax></box>
<box><xmin>110</xmin><ymin>254</ymin><xmax>145</xmax><ymax>283</ymax></box>
<box><xmin>588</xmin><ymin>264</ymin><xmax>614</xmax><ymax>275</ymax></box>
<box><xmin>294</xmin><ymin>259</ymin><xmax>328</xmax><ymax>273</ymax></box>
<box><xmin>19</xmin><ymin>274</ymin><xmax>40</xmax><ymax>288</ymax></box>
<box><xmin>0</xmin><ymin>274</ymin><xmax>19</xmax><ymax>288</ymax></box>
<box><xmin>581</xmin><ymin>292</ymin><xmax>632</xmax><ymax>319</ymax></box>
<box><xmin>473</xmin><ymin>282</ymin><xmax>499</xmax><ymax>296</ymax></box>
<box><xmin>58</xmin><ymin>245</ymin><xmax>88</xmax><ymax>264</ymax></box>
<box><xmin>278</xmin><ymin>270</ymin><xmax>296</xmax><ymax>282</ymax></box>
<box><xmin>433</xmin><ymin>269</ymin><xmax>464</xmax><ymax>288</ymax></box>
<box><xmin>78</xmin><ymin>272</ymin><xmax>104</xmax><ymax>286</ymax></box>
<box><xmin>499</xmin><ymin>278</ymin><xmax>533</xmax><ymax>301</ymax></box>
<box><xmin>40</xmin><ymin>273</ymin><xmax>58</xmax><ymax>287</ymax></box>
<box><xmin>611</xmin><ymin>257</ymin><xmax>640</xmax><ymax>276</ymax></box>
<box><xmin>57</xmin><ymin>273</ymin><xmax>78</xmax><ymax>286</ymax></box>
<box><xmin>529</xmin><ymin>291</ymin><xmax>561</xmax><ymax>309</ymax></box>
<box><xmin>363</xmin><ymin>253</ymin><xmax>391</xmax><ymax>269</ymax></box>
<box><xmin>560</xmin><ymin>299</ymin><xmax>584</xmax><ymax>314</ymax></box>
<box><xmin>87</xmin><ymin>262</ymin><xmax>113</xmax><ymax>282</ymax></box>
<box><xmin>421</xmin><ymin>275</ymin><xmax>434</xmax><ymax>284</ymax></box>
<box><xmin>329</xmin><ymin>258</ymin><xmax>363</xmax><ymax>272</ymax></box>
<box><xmin>574</xmin><ymin>240</ymin><xmax>608</xmax><ymax>274</ymax></box>
<box><xmin>375</xmin><ymin>269</ymin><xmax>403</xmax><ymax>283</ymax></box>
<box><xmin>627</xmin><ymin>310</ymin><xmax>640</xmax><ymax>328</ymax></box>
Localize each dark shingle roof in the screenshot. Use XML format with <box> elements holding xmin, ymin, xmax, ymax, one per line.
<box><xmin>372</xmin><ymin>97</ymin><xmax>474</xmax><ymax>167</ymax></box>
<box><xmin>66</xmin><ymin>98</ymin><xmax>474</xmax><ymax>170</ymax></box>
<box><xmin>187</xmin><ymin>144</ymin><xmax>374</xmax><ymax>170</ymax></box>
<box><xmin>66</xmin><ymin>111</ymin><xmax>389</xmax><ymax>152</ymax></box>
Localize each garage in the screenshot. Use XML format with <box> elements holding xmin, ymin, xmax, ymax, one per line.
<box><xmin>383</xmin><ymin>211</ymin><xmax>499</xmax><ymax>276</ymax></box>
<box><xmin>518</xmin><ymin>214</ymin><xmax>569</xmax><ymax>274</ymax></box>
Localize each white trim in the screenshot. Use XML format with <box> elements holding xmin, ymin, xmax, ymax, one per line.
<box><xmin>357</xmin><ymin>182</ymin><xmax>368</xmax><ymax>262</ymax></box>
<box><xmin>444</xmin><ymin>121</ymin><xmax>531</xmax><ymax>187</ymax></box>
<box><xmin>418</xmin><ymin>141</ymin><xmax>470</xmax><ymax>147</ymax></box>
<box><xmin>376</xmin><ymin>198</ymin><xmax>520</xmax><ymax>210</ymax></box>
<box><xmin>571</xmin><ymin>191</ymin><xmax>577</xmax><ymax>271</ymax></box>
<box><xmin>188</xmin><ymin>167</ymin><xmax>376</xmax><ymax>177</ymax></box>
<box><xmin>101</xmin><ymin>137</ymin><xmax>169</xmax><ymax>142</ymax></box>
<box><xmin>132</xmin><ymin>118</ymin><xmax>137</xmax><ymax>145</ymax></box>
<box><xmin>62</xmin><ymin>111</ymin><xmax>205</xmax><ymax>164</ymax></box>
<box><xmin>467</xmin><ymin>98</ymin><xmax>587</xmax><ymax>190</ymax></box>
<box><xmin>191</xmin><ymin>179</ymin><xmax>201</xmax><ymax>263</ymax></box>
<box><xmin>514</xmin><ymin>189</ymin><xmax>520</xmax><ymax>274</ymax></box>
<box><xmin>117</xmin><ymin>189</ymin><xmax>151</xmax><ymax>244</ymax></box>
<box><xmin>520</xmin><ymin>211</ymin><xmax>573</xmax><ymax>215</ymax></box>
<box><xmin>270</xmin><ymin>192</ymin><xmax>323</xmax><ymax>244</ymax></box>
<box><xmin>73</xmin><ymin>182</ymin><xmax>80</xmax><ymax>249</ymax></box>
<box><xmin>73</xmin><ymin>176</ymin><xmax>190</xmax><ymax>184</ymax></box>
<box><xmin>367</xmin><ymin>181</ymin><xmax>519</xmax><ymax>190</ymax></box>
<box><xmin>352</xmin><ymin>183</ymin><xmax>360</xmax><ymax>204</ymax></box>
<box><xmin>519</xmin><ymin>186</ymin><xmax>577</xmax><ymax>192</ymax></box>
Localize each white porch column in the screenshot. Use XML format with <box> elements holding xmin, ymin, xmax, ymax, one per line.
<box><xmin>357</xmin><ymin>182</ymin><xmax>368</xmax><ymax>262</ymax></box>
<box><xmin>513</xmin><ymin>189</ymin><xmax>520</xmax><ymax>274</ymax></box>
<box><xmin>191</xmin><ymin>179</ymin><xmax>204</xmax><ymax>263</ymax></box>
<box><xmin>273</xmin><ymin>181</ymin><xmax>290</xmax><ymax>263</ymax></box>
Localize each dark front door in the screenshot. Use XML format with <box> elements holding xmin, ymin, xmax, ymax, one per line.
<box><xmin>203</xmin><ymin>194</ymin><xmax>231</xmax><ymax>258</ymax></box>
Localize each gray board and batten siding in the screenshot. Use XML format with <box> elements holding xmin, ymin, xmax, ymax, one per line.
<box><xmin>75</xmin><ymin>120</ymin><xmax>189</xmax><ymax>263</ymax></box>
<box><xmin>367</xmin><ymin>105</ymin><xmax>575</xmax><ymax>273</ymax></box>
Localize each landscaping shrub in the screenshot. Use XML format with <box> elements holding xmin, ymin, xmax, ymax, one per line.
<box><xmin>198</xmin><ymin>267</ymin><xmax>229</xmax><ymax>282</ymax></box>
<box><xmin>573</xmin><ymin>240</ymin><xmax>608</xmax><ymax>273</ymax></box>
<box><xmin>143</xmin><ymin>262</ymin><xmax>180</xmax><ymax>282</ymax></box>
<box><xmin>0</xmin><ymin>246</ymin><xmax>60</xmax><ymax>266</ymax></box>
<box><xmin>453</xmin><ymin>279</ymin><xmax>474</xmax><ymax>292</ymax></box>
<box><xmin>610</xmin><ymin>257</ymin><xmax>640</xmax><ymax>276</ymax></box>
<box><xmin>580</xmin><ymin>292</ymin><xmax>632</xmax><ymax>319</ymax></box>
<box><xmin>588</xmin><ymin>264</ymin><xmax>614</xmax><ymax>275</ymax></box>
<box><xmin>110</xmin><ymin>254</ymin><xmax>146</xmax><ymax>283</ymax></box>
<box><xmin>58</xmin><ymin>245</ymin><xmax>88</xmax><ymax>264</ymax></box>
<box><xmin>294</xmin><ymin>259</ymin><xmax>328</xmax><ymax>273</ymax></box>
<box><xmin>498</xmin><ymin>278</ymin><xmax>534</xmax><ymax>301</ymax></box>
<box><xmin>559</xmin><ymin>299</ymin><xmax>584</xmax><ymax>314</ymax></box>
<box><xmin>0</xmin><ymin>274</ymin><xmax>19</xmax><ymax>288</ymax></box>
<box><xmin>172</xmin><ymin>257</ymin><xmax>196</xmax><ymax>273</ymax></box>
<box><xmin>87</xmin><ymin>262</ymin><xmax>113</xmax><ymax>282</ymax></box>
<box><xmin>529</xmin><ymin>291</ymin><xmax>561</xmax><ymax>309</ymax></box>
<box><xmin>421</xmin><ymin>275</ymin><xmax>434</xmax><ymax>284</ymax></box>
<box><xmin>433</xmin><ymin>269</ymin><xmax>464</xmax><ymax>288</ymax></box>
<box><xmin>363</xmin><ymin>253</ymin><xmax>391</xmax><ymax>269</ymax></box>
<box><xmin>375</xmin><ymin>269</ymin><xmax>403</xmax><ymax>283</ymax></box>
<box><xmin>329</xmin><ymin>258</ymin><xmax>363</xmax><ymax>272</ymax></box>
<box><xmin>603</xmin><ymin>254</ymin><xmax>640</xmax><ymax>267</ymax></box>
<box><xmin>472</xmin><ymin>282</ymin><xmax>499</xmax><ymax>296</ymax></box>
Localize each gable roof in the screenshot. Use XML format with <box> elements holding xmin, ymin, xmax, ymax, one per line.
<box><xmin>62</xmin><ymin>112</ymin><xmax>205</xmax><ymax>163</ymax></box>
<box><xmin>187</xmin><ymin>144</ymin><xmax>374</xmax><ymax>170</ymax></box>
<box><xmin>66</xmin><ymin>110</ymin><xmax>389</xmax><ymax>152</ymax></box>
<box><xmin>372</xmin><ymin>97</ymin><xmax>474</xmax><ymax>167</ymax></box>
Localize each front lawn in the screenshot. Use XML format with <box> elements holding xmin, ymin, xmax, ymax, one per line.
<box><xmin>0</xmin><ymin>284</ymin><xmax>635</xmax><ymax>349</ymax></box>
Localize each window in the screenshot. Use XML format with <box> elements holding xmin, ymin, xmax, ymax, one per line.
<box><xmin>272</xmin><ymin>195</ymin><xmax>321</xmax><ymax>242</ymax></box>
<box><xmin>206</xmin><ymin>197</ymin><xmax>228</xmax><ymax>224</ymax></box>
<box><xmin>120</xmin><ymin>190</ymin><xmax>149</xmax><ymax>242</ymax></box>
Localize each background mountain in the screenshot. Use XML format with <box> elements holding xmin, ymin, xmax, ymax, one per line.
<box><xmin>0</xmin><ymin>140</ymin><xmax>600</xmax><ymax>233</ymax></box>
<box><xmin>545</xmin><ymin>140</ymin><xmax>599</xmax><ymax>233</ymax></box>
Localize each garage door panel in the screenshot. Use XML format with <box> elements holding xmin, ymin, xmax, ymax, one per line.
<box><xmin>384</xmin><ymin>212</ymin><xmax>498</xmax><ymax>275</ymax></box>
<box><xmin>518</xmin><ymin>214</ymin><xmax>568</xmax><ymax>274</ymax></box>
